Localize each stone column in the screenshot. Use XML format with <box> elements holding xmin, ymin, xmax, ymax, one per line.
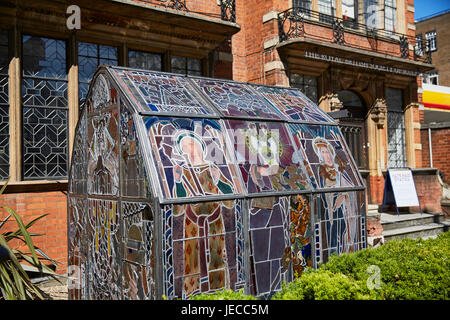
<box><xmin>367</xmin><ymin>98</ymin><xmax>387</xmax><ymax>203</ymax></box>
<box><xmin>366</xmin><ymin>98</ymin><xmax>387</xmax><ymax>246</ymax></box>
<box><xmin>404</xmin><ymin>102</ymin><xmax>421</xmax><ymax>168</ymax></box>
<box><xmin>67</xmin><ymin>33</ymin><xmax>79</xmax><ymax>162</ymax></box>
<box><xmin>8</xmin><ymin>26</ymin><xmax>21</xmax><ymax>182</ymax></box>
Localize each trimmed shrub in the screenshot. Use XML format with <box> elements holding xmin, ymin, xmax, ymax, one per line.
<box><xmin>192</xmin><ymin>232</ymin><xmax>450</xmax><ymax>300</ymax></box>
<box><xmin>272</xmin><ymin>269</ymin><xmax>376</xmax><ymax>300</ymax></box>
<box><xmin>321</xmin><ymin>232</ymin><xmax>450</xmax><ymax>300</ymax></box>
<box><xmin>191</xmin><ymin>289</ymin><xmax>258</xmax><ymax>300</ymax></box>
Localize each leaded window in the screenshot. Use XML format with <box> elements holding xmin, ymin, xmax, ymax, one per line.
<box><xmin>78</xmin><ymin>42</ymin><xmax>118</xmax><ymax>102</ymax></box>
<box><xmin>425</xmin><ymin>30</ymin><xmax>437</xmax><ymax>52</ymax></box>
<box><xmin>384</xmin><ymin>0</ymin><xmax>396</xmax><ymax>33</ymax></box>
<box><xmin>128</xmin><ymin>50</ymin><xmax>162</xmax><ymax>71</ymax></box>
<box><xmin>22</xmin><ymin>35</ymin><xmax>68</xmax><ymax>179</ymax></box>
<box><xmin>318</xmin><ymin>0</ymin><xmax>336</xmax><ymax>23</ymax></box>
<box><xmin>170</xmin><ymin>56</ymin><xmax>202</xmax><ymax>76</ymax></box>
<box><xmin>386</xmin><ymin>87</ymin><xmax>406</xmax><ymax>168</ymax></box>
<box><xmin>290</xmin><ymin>73</ymin><xmax>318</xmax><ymax>103</ymax></box>
<box><xmin>0</xmin><ymin>30</ymin><xmax>9</xmax><ymax>179</ymax></box>
<box><xmin>415</xmin><ymin>34</ymin><xmax>423</xmax><ymax>56</ymax></box>
<box><xmin>293</xmin><ymin>0</ymin><xmax>312</xmax><ymax>17</ymax></box>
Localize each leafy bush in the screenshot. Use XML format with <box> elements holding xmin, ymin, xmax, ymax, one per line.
<box><xmin>193</xmin><ymin>232</ymin><xmax>449</xmax><ymax>300</ymax></box>
<box><xmin>272</xmin><ymin>269</ymin><xmax>376</xmax><ymax>300</ymax></box>
<box><xmin>321</xmin><ymin>232</ymin><xmax>450</xmax><ymax>300</ymax></box>
<box><xmin>191</xmin><ymin>289</ymin><xmax>258</xmax><ymax>300</ymax></box>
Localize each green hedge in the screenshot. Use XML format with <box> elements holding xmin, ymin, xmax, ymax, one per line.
<box><xmin>194</xmin><ymin>232</ymin><xmax>450</xmax><ymax>300</ymax></box>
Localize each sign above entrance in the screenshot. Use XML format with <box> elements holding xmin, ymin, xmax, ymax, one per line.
<box><xmin>304</xmin><ymin>51</ymin><xmax>419</xmax><ymax>77</ymax></box>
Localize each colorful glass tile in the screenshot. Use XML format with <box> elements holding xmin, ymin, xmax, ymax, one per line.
<box><xmin>191</xmin><ymin>78</ymin><xmax>284</xmax><ymax>120</ymax></box>
<box><xmin>314</xmin><ymin>191</ymin><xmax>365</xmax><ymax>264</ymax></box>
<box><xmin>163</xmin><ymin>200</ymin><xmax>244</xmax><ymax>299</ymax></box>
<box><xmin>224</xmin><ymin>120</ymin><xmax>311</xmax><ymax>194</ymax></box>
<box><xmin>253</xmin><ymin>85</ymin><xmax>335</xmax><ymax>123</ymax></box>
<box><xmin>288</xmin><ymin>123</ymin><xmax>363</xmax><ymax>189</ymax></box>
<box><xmin>111</xmin><ymin>68</ymin><xmax>216</xmax><ymax>116</ymax></box>
<box><xmin>144</xmin><ymin>117</ymin><xmax>243</xmax><ymax>200</ymax></box>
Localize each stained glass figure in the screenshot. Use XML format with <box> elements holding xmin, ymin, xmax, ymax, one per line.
<box><xmin>144</xmin><ymin>117</ymin><xmax>243</xmax><ymax>200</ymax></box>
<box><xmin>163</xmin><ymin>200</ymin><xmax>244</xmax><ymax>299</ymax></box>
<box><xmin>289</xmin><ymin>123</ymin><xmax>363</xmax><ymax>189</ymax></box>
<box><xmin>68</xmin><ymin>66</ymin><xmax>366</xmax><ymax>300</ymax></box>
<box><xmin>224</xmin><ymin>120</ymin><xmax>311</xmax><ymax>194</ymax></box>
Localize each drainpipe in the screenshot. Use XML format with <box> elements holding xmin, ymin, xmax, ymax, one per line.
<box><xmin>428</xmin><ymin>126</ymin><xmax>433</xmax><ymax>168</ymax></box>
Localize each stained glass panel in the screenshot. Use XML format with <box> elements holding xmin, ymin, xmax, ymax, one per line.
<box><xmin>86</xmin><ymin>80</ymin><xmax>119</xmax><ymax>196</ymax></box>
<box><xmin>314</xmin><ymin>191</ymin><xmax>365</xmax><ymax>265</ymax></box>
<box><xmin>120</xmin><ymin>101</ymin><xmax>148</xmax><ymax>198</ymax></box>
<box><xmin>162</xmin><ymin>200</ymin><xmax>244</xmax><ymax>299</ymax></box>
<box><xmin>69</xmin><ymin>110</ymin><xmax>87</xmax><ymax>194</ymax></box>
<box><xmin>144</xmin><ymin>117</ymin><xmax>243</xmax><ymax>200</ymax></box>
<box><xmin>224</xmin><ymin>120</ymin><xmax>311</xmax><ymax>194</ymax></box>
<box><xmin>191</xmin><ymin>78</ymin><xmax>284</xmax><ymax>120</ymax></box>
<box><xmin>87</xmin><ymin>199</ymin><xmax>120</xmax><ymax>299</ymax></box>
<box><xmin>289</xmin><ymin>123</ymin><xmax>362</xmax><ymax>189</ymax></box>
<box><xmin>22</xmin><ymin>35</ymin><xmax>68</xmax><ymax>179</ymax></box>
<box><xmin>248</xmin><ymin>194</ymin><xmax>312</xmax><ymax>297</ymax></box>
<box><xmin>122</xmin><ymin>202</ymin><xmax>154</xmax><ymax>300</ymax></box>
<box><xmin>253</xmin><ymin>85</ymin><xmax>335</xmax><ymax>123</ymax></box>
<box><xmin>112</xmin><ymin>68</ymin><xmax>216</xmax><ymax>115</ymax></box>
<box><xmin>68</xmin><ymin>196</ymin><xmax>87</xmax><ymax>300</ymax></box>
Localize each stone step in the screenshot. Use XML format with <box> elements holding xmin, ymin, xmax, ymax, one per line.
<box><xmin>380</xmin><ymin>213</ymin><xmax>445</xmax><ymax>231</ymax></box>
<box><xmin>383</xmin><ymin>223</ymin><xmax>447</xmax><ymax>242</ymax></box>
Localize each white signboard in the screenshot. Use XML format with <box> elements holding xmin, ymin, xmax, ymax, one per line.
<box><xmin>388</xmin><ymin>169</ymin><xmax>420</xmax><ymax>207</ymax></box>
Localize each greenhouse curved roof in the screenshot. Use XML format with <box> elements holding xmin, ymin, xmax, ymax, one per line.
<box><xmin>74</xmin><ymin>66</ymin><xmax>364</xmax><ymax>205</ymax></box>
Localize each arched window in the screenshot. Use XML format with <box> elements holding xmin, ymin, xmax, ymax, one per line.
<box><xmin>338</xmin><ymin>90</ymin><xmax>366</xmax><ymax>119</ymax></box>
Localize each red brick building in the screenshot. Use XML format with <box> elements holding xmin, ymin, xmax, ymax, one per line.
<box><xmin>0</xmin><ymin>0</ymin><xmax>435</xmax><ymax>274</ymax></box>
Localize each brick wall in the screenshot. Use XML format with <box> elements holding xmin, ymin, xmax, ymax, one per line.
<box><xmin>413</xmin><ymin>172</ymin><xmax>443</xmax><ymax>213</ymax></box>
<box><xmin>0</xmin><ymin>191</ymin><xmax>67</xmax><ymax>274</ymax></box>
<box><xmin>421</xmin><ymin>127</ymin><xmax>450</xmax><ymax>184</ymax></box>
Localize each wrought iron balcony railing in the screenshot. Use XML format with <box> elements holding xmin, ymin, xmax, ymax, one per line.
<box><xmin>141</xmin><ymin>0</ymin><xmax>236</xmax><ymax>23</ymax></box>
<box><xmin>278</xmin><ymin>7</ymin><xmax>431</xmax><ymax>64</ymax></box>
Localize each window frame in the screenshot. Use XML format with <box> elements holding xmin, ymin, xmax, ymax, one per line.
<box><xmin>425</xmin><ymin>30</ymin><xmax>437</xmax><ymax>52</ymax></box>
<box><xmin>21</xmin><ymin>34</ymin><xmax>69</xmax><ymax>180</ymax></box>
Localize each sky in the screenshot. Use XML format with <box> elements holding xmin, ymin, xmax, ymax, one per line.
<box><xmin>414</xmin><ymin>0</ymin><xmax>450</xmax><ymax>21</ymax></box>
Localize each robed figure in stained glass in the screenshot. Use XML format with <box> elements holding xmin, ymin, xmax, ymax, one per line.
<box><xmin>313</xmin><ymin>137</ymin><xmax>354</xmax><ymax>256</ymax></box>
<box><xmin>170</xmin><ymin>128</ymin><xmax>235</xmax><ymax>297</ymax></box>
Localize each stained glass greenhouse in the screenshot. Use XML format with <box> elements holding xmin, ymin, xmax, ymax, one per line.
<box><xmin>68</xmin><ymin>66</ymin><xmax>367</xmax><ymax>300</ymax></box>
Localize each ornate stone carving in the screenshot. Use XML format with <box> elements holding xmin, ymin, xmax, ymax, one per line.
<box><xmin>319</xmin><ymin>93</ymin><xmax>343</xmax><ymax>113</ymax></box>
<box><xmin>368</xmin><ymin>98</ymin><xmax>387</xmax><ymax>128</ymax></box>
<box><xmin>329</xmin><ymin>93</ymin><xmax>343</xmax><ymax>112</ymax></box>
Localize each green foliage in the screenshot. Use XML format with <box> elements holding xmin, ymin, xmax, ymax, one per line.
<box><xmin>190</xmin><ymin>232</ymin><xmax>449</xmax><ymax>300</ymax></box>
<box><xmin>272</xmin><ymin>269</ymin><xmax>377</xmax><ymax>300</ymax></box>
<box><xmin>191</xmin><ymin>289</ymin><xmax>258</xmax><ymax>300</ymax></box>
<box><xmin>321</xmin><ymin>232</ymin><xmax>450</xmax><ymax>300</ymax></box>
<box><xmin>0</xmin><ymin>178</ymin><xmax>58</xmax><ymax>300</ymax></box>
